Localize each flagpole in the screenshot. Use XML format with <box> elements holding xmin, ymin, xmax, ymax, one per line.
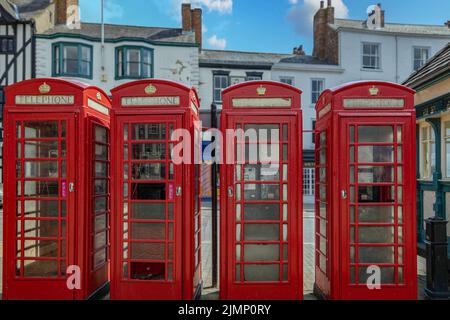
<box><xmin>101</xmin><ymin>0</ymin><xmax>105</xmax><ymax>76</ymax></box>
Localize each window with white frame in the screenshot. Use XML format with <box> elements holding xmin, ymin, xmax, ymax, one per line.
<box><xmin>311</xmin><ymin>79</ymin><xmax>324</xmax><ymax>104</ymax></box>
<box><xmin>279</xmin><ymin>77</ymin><xmax>294</xmax><ymax>86</ymax></box>
<box><xmin>303</xmin><ymin>168</ymin><xmax>315</xmax><ymax>196</ymax></box>
<box><xmin>362</xmin><ymin>42</ymin><xmax>381</xmax><ymax>70</ymax></box>
<box><xmin>444</xmin><ymin>120</ymin><xmax>450</xmax><ymax>178</ymax></box>
<box><xmin>413</xmin><ymin>47</ymin><xmax>430</xmax><ymax>71</ymax></box>
<box><xmin>246</xmin><ymin>72</ymin><xmax>263</xmax><ymax>81</ymax></box>
<box><xmin>213</xmin><ymin>73</ymin><xmax>229</xmax><ymax>103</ymax></box>
<box><xmin>420</xmin><ymin>124</ymin><xmax>436</xmax><ymax>179</ymax></box>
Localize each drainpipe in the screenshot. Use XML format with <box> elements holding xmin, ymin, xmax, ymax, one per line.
<box><xmin>395</xmin><ymin>35</ymin><xmax>399</xmax><ymax>83</ymax></box>
<box><xmin>101</xmin><ymin>0</ymin><xmax>106</xmax><ymax>81</ymax></box>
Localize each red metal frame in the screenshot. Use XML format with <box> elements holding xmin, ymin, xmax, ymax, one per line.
<box><xmin>314</xmin><ymin>81</ymin><xmax>417</xmax><ymax>300</ymax></box>
<box><xmin>220</xmin><ymin>81</ymin><xmax>303</xmax><ymax>300</ymax></box>
<box><xmin>2</xmin><ymin>78</ymin><xmax>111</xmax><ymax>300</ymax></box>
<box><xmin>110</xmin><ymin>79</ymin><xmax>201</xmax><ymax>300</ymax></box>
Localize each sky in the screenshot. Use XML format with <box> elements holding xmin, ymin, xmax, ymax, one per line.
<box><xmin>78</xmin><ymin>0</ymin><xmax>450</xmax><ymax>54</ymax></box>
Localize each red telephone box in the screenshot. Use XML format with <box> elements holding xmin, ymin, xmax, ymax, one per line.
<box><xmin>110</xmin><ymin>79</ymin><xmax>202</xmax><ymax>300</ymax></box>
<box><xmin>314</xmin><ymin>81</ymin><xmax>417</xmax><ymax>300</ymax></box>
<box><xmin>220</xmin><ymin>81</ymin><xmax>303</xmax><ymax>300</ymax></box>
<box><xmin>2</xmin><ymin>78</ymin><xmax>111</xmax><ymax>300</ymax></box>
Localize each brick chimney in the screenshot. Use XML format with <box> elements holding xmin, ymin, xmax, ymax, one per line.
<box><xmin>366</xmin><ymin>4</ymin><xmax>385</xmax><ymax>29</ymax></box>
<box><xmin>55</xmin><ymin>0</ymin><xmax>80</xmax><ymax>28</ymax></box>
<box><xmin>445</xmin><ymin>20</ymin><xmax>450</xmax><ymax>28</ymax></box>
<box><xmin>313</xmin><ymin>0</ymin><xmax>337</xmax><ymax>63</ymax></box>
<box><xmin>181</xmin><ymin>3</ymin><xmax>203</xmax><ymax>48</ymax></box>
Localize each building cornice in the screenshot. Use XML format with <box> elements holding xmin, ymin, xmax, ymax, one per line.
<box><xmin>35</xmin><ymin>33</ymin><xmax>199</xmax><ymax>48</ymax></box>
<box><xmin>272</xmin><ymin>63</ymin><xmax>345</xmax><ymax>73</ymax></box>
<box><xmin>335</xmin><ymin>27</ymin><xmax>450</xmax><ymax>39</ymax></box>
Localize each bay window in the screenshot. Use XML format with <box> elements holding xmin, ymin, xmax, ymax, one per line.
<box><xmin>53</xmin><ymin>42</ymin><xmax>93</xmax><ymax>79</ymax></box>
<box><xmin>116</xmin><ymin>46</ymin><xmax>153</xmax><ymax>79</ymax></box>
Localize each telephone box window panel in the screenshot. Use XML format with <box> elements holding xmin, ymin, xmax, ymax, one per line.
<box><xmin>2</xmin><ymin>79</ymin><xmax>112</xmax><ymax>300</ymax></box>
<box><xmin>314</xmin><ymin>81</ymin><xmax>417</xmax><ymax>300</ymax></box>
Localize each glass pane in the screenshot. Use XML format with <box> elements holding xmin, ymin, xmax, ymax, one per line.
<box><xmin>23</xmin><ymin>220</ymin><xmax>59</xmax><ymax>238</ymax></box>
<box><xmin>359</xmin><ymin>227</ymin><xmax>395</xmax><ymax>244</ymax></box>
<box><xmin>358</xmin><ymin>126</ymin><xmax>393</xmax><ymax>143</ymax></box>
<box><xmin>23</xmin><ymin>181</ymin><xmax>59</xmax><ymax>198</ymax></box>
<box><xmin>131</xmin><ymin>163</ymin><xmax>166</xmax><ymax>180</ymax></box>
<box><xmin>95</xmin><ymin>162</ymin><xmax>108</xmax><ymax>177</ymax></box>
<box><xmin>358</xmin><ymin>146</ymin><xmax>394</xmax><ymax>163</ymax></box>
<box><xmin>93</xmin><ymin>249</ymin><xmax>107</xmax><ymax>268</ymax></box>
<box><xmin>244</xmin><ymin>164</ymin><xmax>280</xmax><ymax>181</ymax></box>
<box><xmin>244</xmin><ymin>224</ymin><xmax>279</xmax><ymax>241</ymax></box>
<box><xmin>130</xmin><ymin>183</ymin><xmax>165</xmax><ymax>200</ymax></box>
<box><xmin>131</xmin><ymin>203</ymin><xmax>165</xmax><ymax>220</ymax></box>
<box><xmin>130</xmin><ymin>262</ymin><xmax>165</xmax><ymax>280</ymax></box>
<box><xmin>358</xmin><ymin>266</ymin><xmax>395</xmax><ymax>285</ymax></box>
<box><xmin>95</xmin><ymin>144</ymin><xmax>108</xmax><ymax>160</ymax></box>
<box><xmin>24</xmin><ymin>141</ymin><xmax>59</xmax><ymax>159</ymax></box>
<box><xmin>244</xmin><ymin>244</ymin><xmax>280</xmax><ymax>262</ymax></box>
<box><xmin>243</xmin><ymin>204</ymin><xmax>279</xmax><ymax>221</ymax></box>
<box><xmin>358</xmin><ymin>246</ymin><xmax>394</xmax><ymax>263</ymax></box>
<box><xmin>24</xmin><ymin>121</ymin><xmax>58</xmax><ymax>138</ymax></box>
<box><xmin>24</xmin><ymin>240</ymin><xmax>58</xmax><ymax>257</ymax></box>
<box><xmin>131</xmin><ymin>223</ymin><xmax>165</xmax><ymax>240</ymax></box>
<box><xmin>244</xmin><ymin>184</ymin><xmax>279</xmax><ymax>200</ymax></box>
<box><xmin>358</xmin><ymin>186</ymin><xmax>395</xmax><ymax>203</ymax></box>
<box><xmin>23</xmin><ymin>260</ymin><xmax>58</xmax><ymax>277</ymax></box>
<box><xmin>358</xmin><ymin>166</ymin><xmax>394</xmax><ymax>183</ymax></box>
<box><xmin>130</xmin><ymin>243</ymin><xmax>165</xmax><ymax>260</ymax></box>
<box><xmin>23</xmin><ymin>200</ymin><xmax>58</xmax><ymax>218</ymax></box>
<box><xmin>132</xmin><ymin>144</ymin><xmax>166</xmax><ymax>160</ymax></box>
<box><xmin>94</xmin><ymin>232</ymin><xmax>107</xmax><ymax>249</ymax></box>
<box><xmin>95</xmin><ymin>214</ymin><xmax>107</xmax><ymax>232</ymax></box>
<box><xmin>94</xmin><ymin>180</ymin><xmax>108</xmax><ymax>195</ymax></box>
<box><xmin>132</xmin><ymin>124</ymin><xmax>166</xmax><ymax>140</ymax></box>
<box><xmin>94</xmin><ymin>197</ymin><xmax>107</xmax><ymax>213</ymax></box>
<box><xmin>24</xmin><ymin>161</ymin><xmax>58</xmax><ymax>178</ymax></box>
<box><xmin>358</xmin><ymin>206</ymin><xmax>395</xmax><ymax>223</ymax></box>
<box><xmin>244</xmin><ymin>124</ymin><xmax>279</xmax><ymax>142</ymax></box>
<box><xmin>244</xmin><ymin>264</ymin><xmax>279</xmax><ymax>282</ymax></box>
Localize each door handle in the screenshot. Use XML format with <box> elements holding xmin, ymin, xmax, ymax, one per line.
<box><xmin>69</xmin><ymin>183</ymin><xmax>75</xmax><ymax>193</ymax></box>
<box><xmin>228</xmin><ymin>187</ymin><xmax>234</xmax><ymax>198</ymax></box>
<box><xmin>341</xmin><ymin>190</ymin><xmax>347</xmax><ymax>200</ymax></box>
<box><xmin>176</xmin><ymin>186</ymin><xmax>182</xmax><ymax>197</ymax></box>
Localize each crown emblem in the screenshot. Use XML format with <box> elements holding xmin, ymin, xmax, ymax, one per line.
<box><xmin>369</xmin><ymin>86</ymin><xmax>379</xmax><ymax>96</ymax></box>
<box><xmin>96</xmin><ymin>92</ymin><xmax>102</xmax><ymax>100</ymax></box>
<box><xmin>39</xmin><ymin>82</ymin><xmax>51</xmax><ymax>94</ymax></box>
<box><xmin>256</xmin><ymin>85</ymin><xmax>266</xmax><ymax>96</ymax></box>
<box><xmin>145</xmin><ymin>84</ymin><xmax>157</xmax><ymax>95</ymax></box>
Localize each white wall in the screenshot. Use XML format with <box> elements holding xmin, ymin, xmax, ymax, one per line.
<box><xmin>339</xmin><ymin>30</ymin><xmax>450</xmax><ymax>83</ymax></box>
<box><xmin>36</xmin><ymin>37</ymin><xmax>199</xmax><ymax>94</ymax></box>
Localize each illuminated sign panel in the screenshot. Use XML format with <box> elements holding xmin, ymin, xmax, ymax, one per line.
<box><xmin>88</xmin><ymin>98</ymin><xmax>110</xmax><ymax>115</ymax></box>
<box><xmin>122</xmin><ymin>96</ymin><xmax>180</xmax><ymax>107</ymax></box>
<box><xmin>15</xmin><ymin>95</ymin><xmax>75</xmax><ymax>105</ymax></box>
<box><xmin>232</xmin><ymin>97</ymin><xmax>292</xmax><ymax>108</ymax></box>
<box><xmin>343</xmin><ymin>98</ymin><xmax>404</xmax><ymax>108</ymax></box>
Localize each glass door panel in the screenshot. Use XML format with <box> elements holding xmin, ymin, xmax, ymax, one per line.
<box><xmin>348</xmin><ymin>124</ymin><xmax>404</xmax><ymax>285</ymax></box>
<box><xmin>122</xmin><ymin>122</ymin><xmax>176</xmax><ymax>282</ymax></box>
<box><xmin>15</xmin><ymin>120</ymin><xmax>68</xmax><ymax>278</ymax></box>
<box><xmin>234</xmin><ymin>122</ymin><xmax>289</xmax><ymax>283</ymax></box>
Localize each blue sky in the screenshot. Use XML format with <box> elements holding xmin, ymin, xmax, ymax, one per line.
<box><xmin>79</xmin><ymin>0</ymin><xmax>450</xmax><ymax>54</ymax></box>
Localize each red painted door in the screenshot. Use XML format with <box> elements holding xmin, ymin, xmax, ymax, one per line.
<box><xmin>224</xmin><ymin>115</ymin><xmax>302</xmax><ymax>300</ymax></box>
<box><xmin>339</xmin><ymin>117</ymin><xmax>417</xmax><ymax>300</ymax></box>
<box><xmin>113</xmin><ymin>116</ymin><xmax>183</xmax><ymax>300</ymax></box>
<box><xmin>5</xmin><ymin>114</ymin><xmax>76</xmax><ymax>300</ymax></box>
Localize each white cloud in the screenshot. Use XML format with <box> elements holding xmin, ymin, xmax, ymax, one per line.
<box><xmin>287</xmin><ymin>0</ymin><xmax>348</xmax><ymax>36</ymax></box>
<box><xmin>207</xmin><ymin>35</ymin><xmax>227</xmax><ymax>49</ymax></box>
<box><xmin>170</xmin><ymin>0</ymin><xmax>233</xmax><ymax>19</ymax></box>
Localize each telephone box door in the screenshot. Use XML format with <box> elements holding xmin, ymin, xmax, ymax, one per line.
<box><xmin>114</xmin><ymin>115</ymin><xmax>183</xmax><ymax>300</ymax></box>
<box><xmin>224</xmin><ymin>115</ymin><xmax>302</xmax><ymax>300</ymax></box>
<box><xmin>339</xmin><ymin>117</ymin><xmax>416</xmax><ymax>299</ymax></box>
<box><xmin>5</xmin><ymin>114</ymin><xmax>76</xmax><ymax>300</ymax></box>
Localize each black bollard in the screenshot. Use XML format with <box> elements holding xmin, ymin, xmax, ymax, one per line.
<box><xmin>424</xmin><ymin>217</ymin><xmax>449</xmax><ymax>299</ymax></box>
